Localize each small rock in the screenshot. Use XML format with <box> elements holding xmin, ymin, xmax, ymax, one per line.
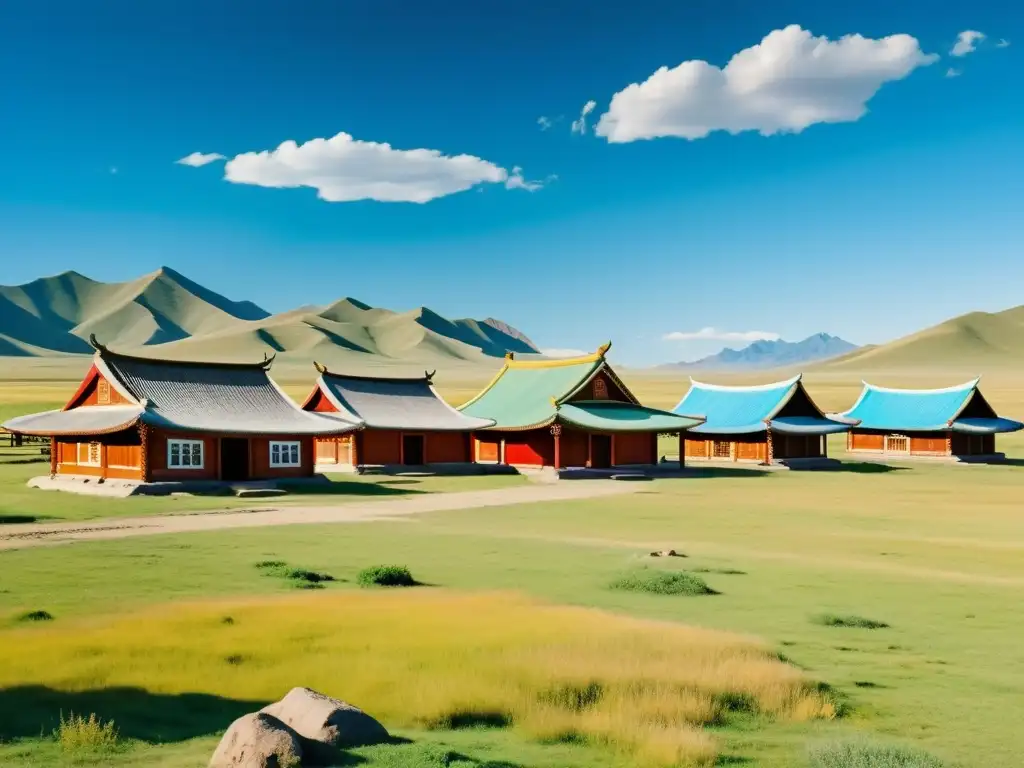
<box><xmin>209</xmin><ymin>712</ymin><xmax>302</xmax><ymax>768</ymax></box>
<box><xmin>261</xmin><ymin>687</ymin><xmax>388</xmax><ymax>758</ymax></box>
<box><xmin>649</xmin><ymin>549</ymin><xmax>684</xmax><ymax>558</ymax></box>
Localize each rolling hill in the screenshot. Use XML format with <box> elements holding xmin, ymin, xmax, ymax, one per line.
<box><xmin>0</xmin><ymin>268</ymin><xmax>538</xmax><ymax>365</ymax></box>
<box><xmin>663</xmin><ymin>333</ymin><xmax>857</xmax><ymax>371</ymax></box>
<box><xmin>815</xmin><ymin>307</ymin><xmax>1024</xmax><ymax>374</ymax></box>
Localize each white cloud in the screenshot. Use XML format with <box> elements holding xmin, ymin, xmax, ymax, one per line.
<box><xmin>663</xmin><ymin>328</ymin><xmax>781</xmax><ymax>343</ymax></box>
<box><xmin>570</xmin><ymin>100</ymin><xmax>597</xmax><ymax>134</ymax></box>
<box><xmin>540</xmin><ymin>348</ymin><xmax>590</xmax><ymax>358</ymax></box>
<box><xmin>595</xmin><ymin>25</ymin><xmax>937</xmax><ymax>143</ymax></box>
<box><xmin>951</xmin><ymin>30</ymin><xmax>985</xmax><ymax>57</ymax></box>
<box><xmin>222</xmin><ymin>132</ymin><xmax>542</xmax><ymax>204</ymax></box>
<box><xmin>945</xmin><ymin>67</ymin><xmax>962</xmax><ymax>78</ymax></box>
<box><xmin>504</xmin><ymin>166</ymin><xmax>556</xmax><ymax>192</ymax></box>
<box><xmin>537</xmin><ymin>116</ymin><xmax>552</xmax><ymax>130</ymax></box>
<box><xmin>996</xmin><ymin>39</ymin><xmax>1010</xmax><ymax>49</ymax></box>
<box><xmin>176</xmin><ymin>151</ymin><xmax>227</xmax><ymax>167</ymax></box>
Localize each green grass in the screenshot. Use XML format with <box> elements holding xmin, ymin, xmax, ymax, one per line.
<box><xmin>807</xmin><ymin>738</ymin><xmax>948</xmax><ymax>767</ymax></box>
<box><xmin>608</xmin><ymin>569</ymin><xmax>717</xmax><ymax>596</ymax></box>
<box><xmin>814</xmin><ymin>614</ymin><xmax>890</xmax><ymax>630</ymax></box>
<box><xmin>3</xmin><ymin>414</ymin><xmax>1024</xmax><ymax>765</ymax></box>
<box><xmin>358</xmin><ymin>564</ymin><xmax>419</xmax><ymax>587</ymax></box>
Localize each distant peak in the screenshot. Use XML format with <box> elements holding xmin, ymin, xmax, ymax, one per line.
<box><xmin>330</xmin><ymin>296</ymin><xmax>373</xmax><ymax>311</ymax></box>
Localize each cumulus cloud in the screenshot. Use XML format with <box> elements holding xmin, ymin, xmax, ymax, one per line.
<box><xmin>951</xmin><ymin>30</ymin><xmax>985</xmax><ymax>57</ymax></box>
<box><xmin>537</xmin><ymin>116</ymin><xmax>552</xmax><ymax>130</ymax></box>
<box><xmin>996</xmin><ymin>39</ymin><xmax>1010</xmax><ymax>49</ymax></box>
<box><xmin>540</xmin><ymin>348</ymin><xmax>590</xmax><ymax>358</ymax></box>
<box><xmin>176</xmin><ymin>151</ymin><xmax>227</xmax><ymax>167</ymax></box>
<box><xmin>221</xmin><ymin>132</ymin><xmax>542</xmax><ymax>203</ymax></box>
<box><xmin>594</xmin><ymin>25</ymin><xmax>937</xmax><ymax>143</ymax></box>
<box><xmin>663</xmin><ymin>328</ymin><xmax>781</xmax><ymax>343</ymax></box>
<box><xmin>945</xmin><ymin>67</ymin><xmax>962</xmax><ymax>78</ymax></box>
<box><xmin>570</xmin><ymin>100</ymin><xmax>597</xmax><ymax>134</ymax></box>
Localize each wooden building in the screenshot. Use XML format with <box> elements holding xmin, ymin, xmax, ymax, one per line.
<box><xmin>301</xmin><ymin>363</ymin><xmax>494</xmax><ymax>470</ymax></box>
<box><xmin>672</xmin><ymin>375</ymin><xmax>854</xmax><ymax>466</ymax></box>
<box><xmin>834</xmin><ymin>378</ymin><xmax>1022</xmax><ymax>461</ymax></box>
<box><xmin>457</xmin><ymin>343</ymin><xmax>704</xmax><ymax>470</ymax></box>
<box><xmin>1</xmin><ymin>337</ymin><xmax>356</xmax><ymax>485</ymax></box>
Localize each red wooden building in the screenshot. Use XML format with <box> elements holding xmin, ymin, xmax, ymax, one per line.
<box><xmin>301</xmin><ymin>363</ymin><xmax>494</xmax><ymax>469</ymax></box>
<box><xmin>457</xmin><ymin>343</ymin><xmax>704</xmax><ymax>470</ymax></box>
<box><xmin>2</xmin><ymin>337</ymin><xmax>356</xmax><ymax>485</ymax></box>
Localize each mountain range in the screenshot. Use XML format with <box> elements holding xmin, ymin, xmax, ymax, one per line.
<box><xmin>663</xmin><ymin>333</ymin><xmax>859</xmax><ymax>371</ymax></box>
<box><xmin>0</xmin><ymin>267</ymin><xmax>538</xmax><ymax>364</ymax></box>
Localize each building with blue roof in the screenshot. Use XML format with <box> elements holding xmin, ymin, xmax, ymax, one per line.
<box><xmin>833</xmin><ymin>379</ymin><xmax>1023</xmax><ymax>461</ymax></box>
<box><xmin>670</xmin><ymin>375</ymin><xmax>855</xmax><ymax>466</ymax></box>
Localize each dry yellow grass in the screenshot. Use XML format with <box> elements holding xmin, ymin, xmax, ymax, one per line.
<box><xmin>0</xmin><ymin>590</ymin><xmax>834</xmax><ymax>767</ymax></box>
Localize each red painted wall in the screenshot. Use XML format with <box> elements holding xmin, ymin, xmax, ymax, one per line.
<box><xmin>503</xmin><ymin>429</ymin><xmax>554</xmax><ymax>466</ymax></box>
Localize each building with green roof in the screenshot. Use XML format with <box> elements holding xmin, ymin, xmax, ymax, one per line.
<box><xmin>458</xmin><ymin>342</ymin><xmax>704</xmax><ymax>470</ymax></box>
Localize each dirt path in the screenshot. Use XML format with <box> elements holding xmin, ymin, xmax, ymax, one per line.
<box><xmin>0</xmin><ymin>481</ymin><xmax>642</xmax><ymax>551</ymax></box>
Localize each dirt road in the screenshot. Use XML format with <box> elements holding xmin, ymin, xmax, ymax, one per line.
<box><xmin>0</xmin><ymin>481</ymin><xmax>642</xmax><ymax>551</ymax></box>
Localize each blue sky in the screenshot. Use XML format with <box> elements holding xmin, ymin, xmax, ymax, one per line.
<box><xmin>0</xmin><ymin>0</ymin><xmax>1021</xmax><ymax>366</ymax></box>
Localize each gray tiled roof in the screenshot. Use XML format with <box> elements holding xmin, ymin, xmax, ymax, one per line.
<box><xmin>93</xmin><ymin>350</ymin><xmax>358</xmax><ymax>436</ymax></box>
<box><xmin>316</xmin><ymin>370</ymin><xmax>495</xmax><ymax>431</ymax></box>
<box><xmin>3</xmin><ymin>405</ymin><xmax>144</xmax><ymax>436</ymax></box>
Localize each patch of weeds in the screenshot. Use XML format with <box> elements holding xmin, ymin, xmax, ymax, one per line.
<box><xmin>55</xmin><ymin>712</ymin><xmax>120</xmax><ymax>755</ymax></box>
<box><xmin>224</xmin><ymin>654</ymin><xmax>246</xmax><ymax>666</ymax></box>
<box><xmin>609</xmin><ymin>570</ymin><xmax>717</xmax><ymax>596</ymax></box>
<box><xmin>221</xmin><ymin>616</ymin><xmax>235</xmax><ymax>625</ymax></box>
<box><xmin>807</xmin><ymin>738</ymin><xmax>947</xmax><ymax>767</ymax></box>
<box><xmin>540</xmin><ymin>681</ymin><xmax>604</xmax><ymax>713</ymax></box>
<box><xmin>853</xmin><ymin>681</ymin><xmax>882</xmax><ymax>689</ymax></box>
<box><xmin>835</xmin><ymin>646</ymin><xmax>859</xmax><ymax>652</ymax></box>
<box><xmin>358</xmin><ymin>565</ymin><xmax>419</xmax><ymax>587</ymax></box>
<box><xmin>428</xmin><ymin>710</ymin><xmax>512</xmax><ymax>729</ymax></box>
<box><xmin>255</xmin><ymin>559</ymin><xmax>288</xmax><ymax>573</ymax></box>
<box><xmin>716</xmin><ymin>692</ymin><xmax>757</xmax><ymax>714</ymax></box>
<box><xmin>814</xmin><ymin>614</ymin><xmax>889</xmax><ymax>630</ymax></box>
<box><xmin>17</xmin><ymin>610</ymin><xmax>54</xmax><ymax>622</ymax></box>
<box><xmin>256</xmin><ymin>560</ymin><xmax>336</xmax><ymax>587</ymax></box>
<box><xmin>288</xmin><ymin>568</ymin><xmax>336</xmax><ymax>585</ymax></box>
<box><xmin>692</xmin><ymin>567</ymin><xmax>747</xmax><ymax>575</ymax></box>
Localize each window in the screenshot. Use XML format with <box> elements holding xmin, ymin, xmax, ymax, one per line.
<box><xmin>168</xmin><ymin>439</ymin><xmax>204</xmax><ymax>469</ymax></box>
<box><xmin>712</xmin><ymin>441</ymin><xmax>732</xmax><ymax>459</ymax></box>
<box><xmin>78</xmin><ymin>442</ymin><xmax>101</xmax><ymax>466</ymax></box>
<box><xmin>884</xmin><ymin>435</ymin><xmax>909</xmax><ymax>454</ymax></box>
<box><xmin>270</xmin><ymin>441</ymin><xmax>301</xmax><ymax>468</ymax></box>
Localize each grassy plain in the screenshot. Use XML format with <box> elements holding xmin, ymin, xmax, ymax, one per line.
<box><xmin>1</xmin><ymin>368</ymin><xmax>1023</xmax><ymax>766</ymax></box>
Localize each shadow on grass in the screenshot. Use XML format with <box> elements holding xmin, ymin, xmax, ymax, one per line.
<box><xmin>0</xmin><ymin>514</ymin><xmax>55</xmax><ymax>525</ymax></box>
<box><xmin>0</xmin><ymin>685</ymin><xmax>264</xmax><ymax>744</ymax></box>
<box><xmin>822</xmin><ymin>462</ymin><xmax>908</xmax><ymax>474</ymax></box>
<box><xmin>681</xmin><ymin>467</ymin><xmax>772</xmax><ymax>480</ymax></box>
<box><xmin>277</xmin><ymin>480</ymin><xmax>429</xmax><ymax>498</ymax></box>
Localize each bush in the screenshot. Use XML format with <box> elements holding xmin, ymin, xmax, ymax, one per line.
<box><xmin>17</xmin><ymin>610</ymin><xmax>54</xmax><ymax>622</ymax></box>
<box><xmin>255</xmin><ymin>560</ymin><xmax>335</xmax><ymax>587</ymax></box>
<box><xmin>808</xmin><ymin>739</ymin><xmax>947</xmax><ymax>767</ymax></box>
<box><xmin>814</xmin><ymin>614</ymin><xmax>890</xmax><ymax>630</ymax></box>
<box><xmin>609</xmin><ymin>570</ymin><xmax>717</xmax><ymax>596</ymax></box>
<box><xmin>55</xmin><ymin>711</ymin><xmax>119</xmax><ymax>754</ymax></box>
<box><xmin>358</xmin><ymin>565</ymin><xmax>418</xmax><ymax>587</ymax></box>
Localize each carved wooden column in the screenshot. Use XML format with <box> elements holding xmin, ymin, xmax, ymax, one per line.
<box><xmin>822</xmin><ymin>434</ymin><xmax>828</xmax><ymax>458</ymax></box>
<box><xmin>49</xmin><ymin>437</ymin><xmax>57</xmax><ymax>477</ymax></box>
<box><xmin>550</xmin><ymin>423</ymin><xmax>562</xmax><ymax>469</ymax></box>
<box><xmin>138</xmin><ymin>423</ymin><xmax>151</xmax><ymax>482</ymax></box>
<box><xmin>945</xmin><ymin>430</ymin><xmax>952</xmax><ymax>457</ymax></box>
<box><xmin>765</xmin><ymin>428</ymin><xmax>774</xmax><ymax>466</ymax></box>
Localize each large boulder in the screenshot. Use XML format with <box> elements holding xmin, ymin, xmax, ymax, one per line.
<box><xmin>209</xmin><ymin>712</ymin><xmax>303</xmax><ymax>768</ymax></box>
<box><xmin>261</xmin><ymin>687</ymin><xmax>389</xmax><ymax>759</ymax></box>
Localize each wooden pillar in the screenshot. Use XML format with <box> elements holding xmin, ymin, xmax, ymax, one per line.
<box><xmin>138</xmin><ymin>424</ymin><xmax>151</xmax><ymax>482</ymax></box>
<box><xmin>610</xmin><ymin>434</ymin><xmax>616</xmax><ymax>467</ymax></box>
<box><xmin>945</xmin><ymin>431</ymin><xmax>952</xmax><ymax>457</ymax></box>
<box><xmin>846</xmin><ymin>431</ymin><xmax>852</xmax><ymax>451</ymax></box>
<box><xmin>822</xmin><ymin>434</ymin><xmax>828</xmax><ymax>458</ymax></box>
<box><xmin>765</xmin><ymin>429</ymin><xmax>774</xmax><ymax>466</ymax></box>
<box><xmin>586</xmin><ymin>433</ymin><xmax>593</xmax><ymax>468</ymax></box>
<box><xmin>49</xmin><ymin>437</ymin><xmax>58</xmax><ymax>477</ymax></box>
<box><xmin>550</xmin><ymin>423</ymin><xmax>563</xmax><ymax>469</ymax></box>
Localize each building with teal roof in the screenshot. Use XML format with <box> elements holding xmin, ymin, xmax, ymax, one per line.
<box><xmin>458</xmin><ymin>342</ymin><xmax>705</xmax><ymax>470</ymax></box>
<box><xmin>670</xmin><ymin>375</ymin><xmax>855</xmax><ymax>466</ymax></box>
<box><xmin>833</xmin><ymin>379</ymin><xmax>1022</xmax><ymax>461</ymax></box>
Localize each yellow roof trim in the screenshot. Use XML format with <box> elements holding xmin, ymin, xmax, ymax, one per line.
<box><xmin>456</xmin><ymin>362</ymin><xmax>511</xmax><ymax>410</ymax></box>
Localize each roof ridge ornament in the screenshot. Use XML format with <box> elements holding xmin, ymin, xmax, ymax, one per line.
<box><xmin>313</xmin><ymin>361</ymin><xmax>327</xmax><ymax>374</ymax></box>
<box><xmin>262</xmin><ymin>352</ymin><xmax>276</xmax><ymax>370</ymax></box>
<box><xmin>425</xmin><ymin>369</ymin><xmax>436</xmax><ymax>383</ymax></box>
<box><xmin>597</xmin><ymin>341</ymin><xmax>612</xmax><ymax>356</ymax></box>
<box><xmin>88</xmin><ymin>334</ymin><xmax>109</xmax><ymax>354</ymax></box>
<box><xmin>505</xmin><ymin>352</ymin><xmax>515</xmax><ymax>360</ymax></box>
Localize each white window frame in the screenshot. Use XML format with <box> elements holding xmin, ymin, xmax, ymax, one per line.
<box><xmin>78</xmin><ymin>442</ymin><xmax>102</xmax><ymax>467</ymax></box>
<box><xmin>168</xmin><ymin>439</ymin><xmax>204</xmax><ymax>469</ymax></box>
<box><xmin>270</xmin><ymin>440</ymin><xmax>302</xmax><ymax>468</ymax></box>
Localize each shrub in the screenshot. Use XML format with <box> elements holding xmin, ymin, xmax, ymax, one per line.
<box><xmin>358</xmin><ymin>565</ymin><xmax>418</xmax><ymax>587</ymax></box>
<box><xmin>55</xmin><ymin>711</ymin><xmax>119</xmax><ymax>754</ymax></box>
<box><xmin>256</xmin><ymin>561</ymin><xmax>335</xmax><ymax>587</ymax></box>
<box><xmin>814</xmin><ymin>614</ymin><xmax>889</xmax><ymax>630</ymax></box>
<box><xmin>808</xmin><ymin>738</ymin><xmax>947</xmax><ymax>767</ymax></box>
<box><xmin>609</xmin><ymin>570</ymin><xmax>717</xmax><ymax>596</ymax></box>
<box><xmin>17</xmin><ymin>610</ymin><xmax>54</xmax><ymax>622</ymax></box>
<box><xmin>288</xmin><ymin>568</ymin><xmax>335</xmax><ymax>585</ymax></box>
